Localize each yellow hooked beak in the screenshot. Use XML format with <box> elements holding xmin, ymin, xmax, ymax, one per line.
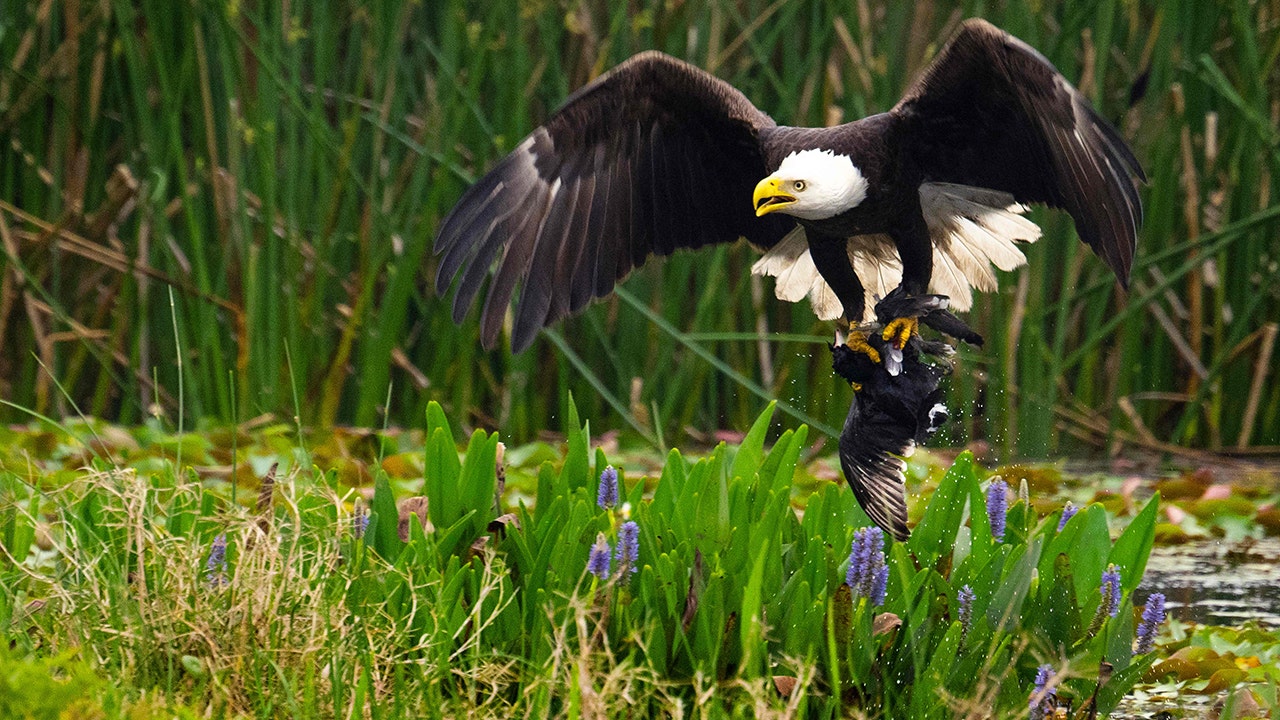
<box><xmin>753</xmin><ymin>177</ymin><xmax>796</xmax><ymax>216</ymax></box>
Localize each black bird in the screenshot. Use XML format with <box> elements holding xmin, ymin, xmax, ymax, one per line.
<box><xmin>434</xmin><ymin>19</ymin><xmax>1144</xmax><ymax>352</ymax></box>
<box><xmin>831</xmin><ymin>294</ymin><xmax>968</xmax><ymax>540</ymax></box>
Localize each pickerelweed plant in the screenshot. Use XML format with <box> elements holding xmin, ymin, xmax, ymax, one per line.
<box><xmin>0</xmin><ymin>401</ymin><xmax>1163</xmax><ymax>717</ymax></box>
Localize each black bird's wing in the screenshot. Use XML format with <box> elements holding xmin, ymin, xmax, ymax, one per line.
<box><xmin>892</xmin><ymin>18</ymin><xmax>1144</xmax><ymax>285</ymax></box>
<box><xmin>435</xmin><ymin>51</ymin><xmax>794</xmax><ymax>351</ymax></box>
<box><xmin>839</xmin><ymin>391</ymin><xmax>916</xmax><ymax>541</ymax></box>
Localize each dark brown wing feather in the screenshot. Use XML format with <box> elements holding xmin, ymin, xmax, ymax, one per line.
<box><xmin>893</xmin><ymin>19</ymin><xmax>1145</xmax><ymax>285</ymax></box>
<box><xmin>838</xmin><ymin>395</ymin><xmax>914</xmax><ymax>542</ymax></box>
<box><xmin>435</xmin><ymin>51</ymin><xmax>794</xmax><ymax>351</ymax></box>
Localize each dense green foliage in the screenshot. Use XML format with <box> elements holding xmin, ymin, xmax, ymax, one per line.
<box><xmin>0</xmin><ymin>401</ymin><xmax>1177</xmax><ymax>717</ymax></box>
<box><xmin>1</xmin><ymin>1</ymin><xmax>1278</xmax><ymax>451</ymax></box>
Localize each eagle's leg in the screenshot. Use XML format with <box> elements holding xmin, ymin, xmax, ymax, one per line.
<box><xmin>810</xmin><ymin>236</ymin><xmax>881</xmax><ymax>362</ymax></box>
<box><xmin>883</xmin><ymin>210</ymin><xmax>935</xmax><ymax>349</ymax></box>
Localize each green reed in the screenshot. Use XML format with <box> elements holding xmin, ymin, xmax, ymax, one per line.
<box><xmin>0</xmin><ymin>0</ymin><xmax>1276</xmax><ymax>452</ymax></box>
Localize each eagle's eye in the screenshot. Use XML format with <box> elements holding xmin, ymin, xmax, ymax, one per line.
<box><xmin>793</xmin><ymin>180</ymin><xmax>806</xmax><ymax>192</ymax></box>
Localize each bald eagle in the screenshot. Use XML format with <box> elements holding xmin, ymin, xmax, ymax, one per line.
<box><xmin>435</xmin><ymin>19</ymin><xmax>1144</xmax><ymax>352</ymax></box>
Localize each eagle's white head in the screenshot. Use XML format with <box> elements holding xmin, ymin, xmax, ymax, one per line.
<box><xmin>753</xmin><ymin>149</ymin><xmax>868</xmax><ymax>221</ymax></box>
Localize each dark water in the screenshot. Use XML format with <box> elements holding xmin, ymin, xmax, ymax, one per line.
<box><xmin>1112</xmin><ymin>538</ymin><xmax>1280</xmax><ymax>719</ymax></box>
<box><xmin>1138</xmin><ymin>537</ymin><xmax>1280</xmax><ymax>627</ymax></box>
<box><xmin>1057</xmin><ymin>460</ymin><xmax>1280</xmax><ymax>622</ymax></box>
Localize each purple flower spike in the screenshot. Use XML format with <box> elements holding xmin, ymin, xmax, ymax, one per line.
<box><xmin>353</xmin><ymin>508</ymin><xmax>369</xmax><ymax>539</ymax></box>
<box><xmin>987</xmin><ymin>478</ymin><xmax>1008</xmax><ymax>541</ymax></box>
<box><xmin>206</xmin><ymin>533</ymin><xmax>228</xmax><ymax>587</ymax></box>
<box><xmin>1134</xmin><ymin>592</ymin><xmax>1167</xmax><ymax>654</ymax></box>
<box><xmin>1057</xmin><ymin>502</ymin><xmax>1078</xmax><ymax>532</ymax></box>
<box><xmin>870</xmin><ymin>564</ymin><xmax>889</xmax><ymax>606</ymax></box>
<box><xmin>615</xmin><ymin>521</ymin><xmax>640</xmax><ymax>574</ymax></box>
<box><xmin>957</xmin><ymin>584</ymin><xmax>975</xmax><ymax>638</ymax></box>
<box><xmin>1086</xmin><ymin>564</ymin><xmax>1125</xmax><ymax>637</ymax></box>
<box><xmin>845</xmin><ymin>527</ymin><xmax>871</xmax><ymax>589</ymax></box>
<box><xmin>587</xmin><ymin>532</ymin><xmax>612</xmax><ymax>580</ymax></box>
<box><xmin>846</xmin><ymin>526</ymin><xmax>888</xmax><ymax>606</ymax></box>
<box><xmin>1100</xmin><ymin>565</ymin><xmax>1123</xmax><ymax>617</ymax></box>
<box><xmin>1030</xmin><ymin>664</ymin><xmax>1056</xmax><ymax>720</ymax></box>
<box><xmin>597</xmin><ymin>465</ymin><xmax>618</xmax><ymax>509</ymax></box>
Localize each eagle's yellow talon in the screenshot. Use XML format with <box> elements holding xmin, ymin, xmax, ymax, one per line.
<box><xmin>882</xmin><ymin>316</ymin><xmax>919</xmax><ymax>350</ymax></box>
<box><xmin>850</xmin><ymin>381</ymin><xmax>863</xmax><ymax>392</ymax></box>
<box><xmin>845</xmin><ymin>330</ymin><xmax>881</xmax><ymax>364</ymax></box>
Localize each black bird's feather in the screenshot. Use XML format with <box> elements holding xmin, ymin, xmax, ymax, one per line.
<box><xmin>876</xmin><ymin>288</ymin><xmax>985</xmax><ymax>347</ymax></box>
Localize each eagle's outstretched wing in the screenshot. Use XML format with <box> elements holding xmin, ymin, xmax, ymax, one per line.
<box><xmin>893</xmin><ymin>18</ymin><xmax>1144</xmax><ymax>284</ymax></box>
<box><xmin>435</xmin><ymin>52</ymin><xmax>793</xmax><ymax>350</ymax></box>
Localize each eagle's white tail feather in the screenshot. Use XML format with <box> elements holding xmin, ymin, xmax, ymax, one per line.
<box><xmin>808</xmin><ymin>281</ymin><xmax>843</xmax><ymax>321</ymax></box>
<box><xmin>750</xmin><ymin>227</ymin><xmax>806</xmax><ymax>280</ymax></box>
<box><xmin>774</xmin><ymin>256</ymin><xmax>820</xmax><ymax>303</ymax></box>
<box><xmin>751</xmin><ymin>183</ymin><xmax>1040</xmax><ymax>322</ymax></box>
<box><xmin>848</xmin><ymin>234</ymin><xmax>900</xmax><ymax>322</ymax></box>
<box><xmin>930</xmin><ymin>246</ymin><xmax>976</xmax><ymax>312</ymax></box>
<box><xmin>750</xmin><ymin>227</ymin><xmax>845</xmax><ymax>319</ymax></box>
<box><xmin>939</xmin><ymin>217</ymin><xmax>1001</xmax><ymax>292</ymax></box>
<box><xmin>954</xmin><ymin>218</ymin><xmax>1010</xmax><ymax>285</ymax></box>
<box><xmin>923</xmin><ymin>183</ymin><xmax>1040</xmax><ymax>274</ymax></box>
<box><xmin>967</xmin><ymin>213</ymin><xmax>1040</xmax><ymax>270</ymax></box>
<box><xmin>760</xmin><ymin>230</ymin><xmax>819</xmax><ymax>303</ymax></box>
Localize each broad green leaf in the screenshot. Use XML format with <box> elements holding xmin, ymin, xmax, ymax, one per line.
<box><xmin>1062</xmin><ymin>505</ymin><xmax>1111</xmax><ymax>607</ymax></box>
<box><xmin>458</xmin><ymin>428</ymin><xmax>498</xmax><ymax>536</ymax></box>
<box><xmin>913</xmin><ymin>621</ymin><xmax>962</xmax><ymax>717</ymax></box>
<box><xmin>562</xmin><ymin>393</ymin><xmax>591</xmax><ymax>495</ymax></box>
<box><xmin>425</xmin><ymin>401</ymin><xmax>455</xmax><ymax>449</ymax></box>
<box><xmin>692</xmin><ymin>573</ymin><xmax>726</xmax><ymax>674</ymax></box>
<box><xmin>962</xmin><ymin>471</ymin><xmax>995</xmax><ymax>570</ymax></box>
<box><xmin>650</xmin><ymin>449</ymin><xmax>685</xmax><ymax>519</ymax></box>
<box><xmin>1041</xmin><ymin>553</ymin><xmax>1082</xmax><ymax>649</ymax></box>
<box><xmin>910</xmin><ymin>451</ymin><xmax>976</xmax><ymax>568</ymax></box>
<box><xmin>533</xmin><ymin>461</ymin><xmax>558</xmax><ymax>525</ymax></box>
<box><xmin>692</xmin><ymin>446</ymin><xmax>731</xmax><ymax>550</ymax></box>
<box><xmin>769</xmin><ymin>425</ymin><xmax>807</xmax><ymax>498</ymax></box>
<box><xmin>739</xmin><ymin>542</ymin><xmax>770</xmax><ymax>676</ymax></box>
<box><xmin>367</xmin><ymin>471</ymin><xmax>401</xmax><ymax>563</ymax></box>
<box><xmin>986</xmin><ymin>536</ymin><xmax>1042</xmax><ymax>633</ymax></box>
<box><xmin>729</xmin><ymin>401</ymin><xmax>775</xmax><ymax>482</ymax></box>
<box><xmin>1107</xmin><ymin>492</ymin><xmax>1160</xmax><ymax>591</ymax></box>
<box><xmin>1104</xmin><ymin>597</ymin><xmax>1137</xmax><ymax>671</ymax></box>
<box><xmin>425</xmin><ymin>426</ymin><xmax>462</xmax><ymax>530</ymax></box>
